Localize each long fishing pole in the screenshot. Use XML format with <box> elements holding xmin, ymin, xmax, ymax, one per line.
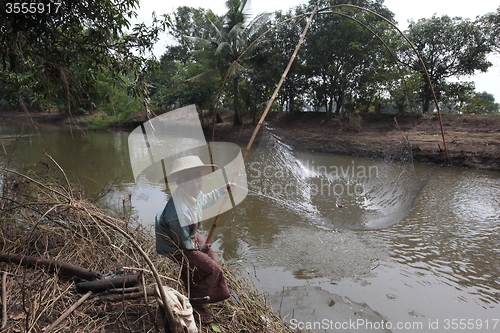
<box><xmin>206</xmin><ymin>6</ymin><xmax>319</xmax><ymax>244</ymax></box>
<box><xmin>207</xmin><ymin>3</ymin><xmax>451</xmax><ymax>242</ymax></box>
<box><xmin>321</xmin><ymin>4</ymin><xmax>450</xmax><ymax>165</ymax></box>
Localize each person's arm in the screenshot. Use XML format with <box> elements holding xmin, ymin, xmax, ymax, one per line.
<box><xmin>199</xmin><ymin>183</ymin><xmax>235</xmax><ymax>209</ymax></box>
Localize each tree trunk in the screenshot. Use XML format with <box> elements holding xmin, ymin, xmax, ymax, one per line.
<box><xmin>374</xmin><ymin>102</ymin><xmax>381</xmax><ymax>116</ymax></box>
<box><xmin>345</xmin><ymin>101</ymin><xmax>355</xmax><ymax>114</ymax></box>
<box><xmin>423</xmin><ymin>95</ymin><xmax>430</xmax><ymax>113</ymax></box>
<box><xmin>209</xmin><ymin>106</ymin><xmax>223</xmax><ymax>123</ymax></box>
<box><xmin>288</xmin><ymin>92</ymin><xmax>295</xmax><ymax>120</ymax></box>
<box><xmin>422</xmin><ymin>82</ymin><xmax>431</xmax><ymax>112</ymax></box>
<box><xmin>398</xmin><ymin>104</ymin><xmax>407</xmax><ymax>116</ymax></box>
<box><xmin>335</xmin><ymin>93</ymin><xmax>343</xmax><ymax>114</ymax></box>
<box><xmin>196</xmin><ymin>104</ymin><xmax>204</xmax><ymax>128</ymax></box>
<box><xmin>326</xmin><ymin>98</ymin><xmax>333</xmax><ymax>119</ymax></box>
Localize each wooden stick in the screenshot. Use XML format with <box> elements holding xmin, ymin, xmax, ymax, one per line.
<box><xmin>206</xmin><ymin>6</ymin><xmax>319</xmax><ymax>244</ymax></box>
<box><xmin>243</xmin><ymin>6</ymin><xmax>318</xmax><ymax>161</ymax></box>
<box><xmin>75</xmin><ymin>274</ymin><xmax>139</xmax><ymax>293</ymax></box>
<box><xmin>0</xmin><ymin>252</ymin><xmax>99</xmax><ymax>281</ymax></box>
<box><xmin>122</xmin><ymin>266</ymin><xmax>182</xmax><ymax>286</ymax></box>
<box><xmin>101</xmin><ymin>287</ymin><xmax>155</xmax><ymax>302</ymax></box>
<box><xmin>107</xmin><ymin>287</ymin><xmax>140</xmax><ymax>294</ymax></box>
<box><xmin>1</xmin><ymin>272</ymin><xmax>9</xmax><ymax>330</ymax></box>
<box><xmin>43</xmin><ymin>291</ymin><xmax>92</xmax><ymax>333</ymax></box>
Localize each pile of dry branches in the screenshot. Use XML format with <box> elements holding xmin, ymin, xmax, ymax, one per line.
<box><xmin>0</xmin><ymin>162</ymin><xmax>297</xmax><ymax>333</ymax></box>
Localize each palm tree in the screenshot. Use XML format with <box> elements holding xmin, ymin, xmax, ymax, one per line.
<box><xmin>188</xmin><ymin>0</ymin><xmax>270</xmax><ymax>125</ymax></box>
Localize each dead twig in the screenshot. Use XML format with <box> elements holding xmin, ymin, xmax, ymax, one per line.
<box><xmin>43</xmin><ymin>291</ymin><xmax>93</xmax><ymax>333</ymax></box>
<box><xmin>0</xmin><ymin>252</ymin><xmax>100</xmax><ymax>281</ymax></box>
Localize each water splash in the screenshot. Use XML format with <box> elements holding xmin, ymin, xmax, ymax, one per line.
<box><xmin>246</xmin><ymin>125</ymin><xmax>434</xmax><ymax>230</ymax></box>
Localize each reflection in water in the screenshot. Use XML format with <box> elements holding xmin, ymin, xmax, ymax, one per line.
<box><xmin>384</xmin><ymin>169</ymin><xmax>500</xmax><ymax>306</ymax></box>
<box><xmin>2</xmin><ymin>123</ymin><xmax>499</xmax><ymax>332</ymax></box>
<box><xmin>0</xmin><ymin>123</ymin><xmax>134</xmax><ymax>195</ymax></box>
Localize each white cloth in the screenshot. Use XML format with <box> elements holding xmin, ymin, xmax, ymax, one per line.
<box><xmin>155</xmin><ymin>285</ymin><xmax>198</xmax><ymax>333</ymax></box>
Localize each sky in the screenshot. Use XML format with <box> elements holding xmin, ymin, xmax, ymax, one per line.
<box><xmin>134</xmin><ymin>0</ymin><xmax>500</xmax><ymax>102</ymax></box>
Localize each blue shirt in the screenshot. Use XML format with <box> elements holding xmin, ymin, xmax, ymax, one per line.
<box><xmin>155</xmin><ymin>187</ymin><xmax>227</xmax><ymax>256</ymax></box>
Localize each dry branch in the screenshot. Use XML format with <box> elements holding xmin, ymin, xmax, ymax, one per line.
<box><xmin>100</xmin><ymin>287</ymin><xmax>155</xmax><ymax>303</ymax></box>
<box><xmin>75</xmin><ymin>274</ymin><xmax>139</xmax><ymax>293</ymax></box>
<box><xmin>0</xmin><ymin>252</ymin><xmax>99</xmax><ymax>281</ymax></box>
<box><xmin>43</xmin><ymin>291</ymin><xmax>93</xmax><ymax>333</ymax></box>
<box><xmin>108</xmin><ymin>287</ymin><xmax>140</xmax><ymax>294</ymax></box>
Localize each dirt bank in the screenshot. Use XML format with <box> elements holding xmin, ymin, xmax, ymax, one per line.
<box><xmin>209</xmin><ymin>112</ymin><xmax>500</xmax><ymax>172</ymax></box>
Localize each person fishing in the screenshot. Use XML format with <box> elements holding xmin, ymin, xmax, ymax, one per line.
<box><xmin>155</xmin><ymin>155</ymin><xmax>233</xmax><ymax>324</ymax></box>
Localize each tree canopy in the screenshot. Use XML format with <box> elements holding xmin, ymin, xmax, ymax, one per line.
<box><xmin>0</xmin><ymin>0</ymin><xmax>168</xmax><ymax>114</ymax></box>
<box><xmin>151</xmin><ymin>2</ymin><xmax>498</xmax><ymax>120</ymax></box>
<box><xmin>481</xmin><ymin>6</ymin><xmax>500</xmax><ymax>55</ymax></box>
<box><xmin>405</xmin><ymin>15</ymin><xmax>493</xmax><ymax>112</ymax></box>
<box><xmin>185</xmin><ymin>0</ymin><xmax>272</xmax><ymax>125</ymax></box>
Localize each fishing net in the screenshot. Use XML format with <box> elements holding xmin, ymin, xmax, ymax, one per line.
<box><xmin>245</xmin><ymin>124</ymin><xmax>435</xmax><ymax>230</ymax></box>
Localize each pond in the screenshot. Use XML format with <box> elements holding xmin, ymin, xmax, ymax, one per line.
<box><xmin>1</xmin><ymin>122</ymin><xmax>499</xmax><ymax>332</ymax></box>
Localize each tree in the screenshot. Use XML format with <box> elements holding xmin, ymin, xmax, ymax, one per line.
<box><xmin>406</xmin><ymin>15</ymin><xmax>492</xmax><ymax>112</ymax></box>
<box><xmin>0</xmin><ymin>0</ymin><xmax>168</xmax><ymax>113</ymax></box>
<box><xmin>168</xmin><ymin>6</ymin><xmax>223</xmax><ymax>62</ymax></box>
<box><xmin>148</xmin><ymin>47</ymin><xmax>219</xmax><ymax>111</ymax></box>
<box><xmin>271</xmin><ymin>7</ymin><xmax>311</xmax><ymax>117</ymax></box>
<box><xmin>187</xmin><ymin>0</ymin><xmax>271</xmax><ymax>125</ymax></box>
<box><xmin>461</xmin><ymin>91</ymin><xmax>499</xmax><ymax>114</ymax></box>
<box><xmin>302</xmin><ymin>0</ymin><xmax>396</xmax><ymax>117</ymax></box>
<box><xmin>481</xmin><ymin>6</ymin><xmax>500</xmax><ymax>55</ymax></box>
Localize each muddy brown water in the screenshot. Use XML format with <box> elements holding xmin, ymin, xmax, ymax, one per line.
<box><xmin>2</xmin><ymin>123</ymin><xmax>499</xmax><ymax>332</ymax></box>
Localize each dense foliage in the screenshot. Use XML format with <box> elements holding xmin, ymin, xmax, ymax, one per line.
<box><xmin>0</xmin><ymin>0</ymin><xmax>168</xmax><ymax>120</ymax></box>
<box><xmin>405</xmin><ymin>15</ymin><xmax>493</xmax><ymax>112</ymax></box>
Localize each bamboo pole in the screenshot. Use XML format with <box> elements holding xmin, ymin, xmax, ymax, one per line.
<box><xmin>243</xmin><ymin>6</ymin><xmax>318</xmax><ymax>160</ymax></box>
<box><xmin>206</xmin><ymin>6</ymin><xmax>319</xmax><ymax>244</ymax></box>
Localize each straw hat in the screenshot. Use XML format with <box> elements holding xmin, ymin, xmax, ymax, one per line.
<box><xmin>168</xmin><ymin>155</ymin><xmax>218</xmax><ymax>182</ymax></box>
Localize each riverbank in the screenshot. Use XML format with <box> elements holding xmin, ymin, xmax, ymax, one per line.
<box><xmin>1</xmin><ymin>109</ymin><xmax>499</xmax><ymax>171</ymax></box>
<box><xmin>0</xmin><ymin>167</ymin><xmax>297</xmax><ymax>333</ymax></box>
<box><xmin>209</xmin><ymin>112</ymin><xmax>500</xmax><ymax>172</ymax></box>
